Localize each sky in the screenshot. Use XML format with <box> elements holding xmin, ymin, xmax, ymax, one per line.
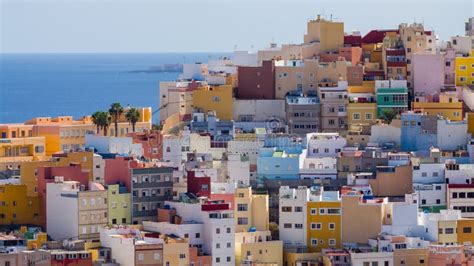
<box><xmin>1</xmin><ymin>0</ymin><xmax>473</xmax><ymax>53</ymax></box>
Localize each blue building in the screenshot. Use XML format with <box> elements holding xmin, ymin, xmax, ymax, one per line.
<box><xmin>401</xmin><ymin>112</ymin><xmax>437</xmax><ymax>152</ymax></box>
<box><xmin>263</xmin><ymin>134</ymin><xmax>304</xmax><ymax>154</ymax></box>
<box><xmin>256</xmin><ymin>147</ymin><xmax>301</xmax><ymax>180</ymax></box>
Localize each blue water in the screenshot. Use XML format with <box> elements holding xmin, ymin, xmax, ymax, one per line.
<box><xmin>0</xmin><ymin>53</ymin><xmax>228</xmax><ymax>123</ymax></box>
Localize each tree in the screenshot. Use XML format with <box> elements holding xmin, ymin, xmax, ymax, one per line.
<box><xmin>109</xmin><ymin>102</ymin><xmax>124</xmax><ymax>137</ymax></box>
<box><xmin>380</xmin><ymin>109</ymin><xmax>398</xmax><ymax>124</ymax></box>
<box><xmin>125</xmin><ymin>107</ymin><xmax>141</xmax><ymax>132</ymax></box>
<box><xmin>101</xmin><ymin>112</ymin><xmax>112</xmax><ymax>136</ymax></box>
<box><xmin>91</xmin><ymin>111</ymin><xmax>102</xmax><ymax>134</ymax></box>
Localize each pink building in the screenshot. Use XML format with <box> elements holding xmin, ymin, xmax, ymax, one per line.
<box><xmin>320</xmin><ymin>47</ymin><xmax>363</xmax><ymax>66</ymax></box>
<box><xmin>428</xmin><ymin>245</ymin><xmax>474</xmax><ymax>266</ymax></box>
<box><xmin>104</xmin><ymin>156</ymin><xmax>144</xmax><ymax>192</ymax></box>
<box><xmin>413</xmin><ymin>53</ymin><xmax>445</xmax><ymax>97</ymax></box>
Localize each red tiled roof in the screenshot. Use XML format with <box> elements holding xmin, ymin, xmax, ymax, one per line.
<box><xmin>362</xmin><ymin>30</ymin><xmax>399</xmax><ymax>44</ymax></box>
<box><xmin>344</xmin><ymin>35</ymin><xmax>362</xmax><ymax>47</ymax></box>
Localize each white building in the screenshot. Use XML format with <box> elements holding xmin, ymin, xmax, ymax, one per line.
<box><xmin>85</xmin><ymin>135</ymin><xmax>143</xmax><ymax>157</ymax></box>
<box><xmin>165</xmin><ymin>200</ymin><xmax>235</xmax><ymax>265</ymax></box>
<box><xmin>299</xmin><ymin>155</ymin><xmax>337</xmax><ymax>180</ymax></box>
<box><xmin>445</xmin><ymin>162</ymin><xmax>474</xmax><ymax>184</ymax></box>
<box><xmin>418</xmin><ymin>209</ymin><xmax>462</xmax><ymax>242</ymax></box>
<box><xmin>221</xmin><ymin>153</ymin><xmax>250</xmax><ymax>185</ymax></box>
<box><xmin>180</xmin><ymin>63</ymin><xmax>207</xmax><ymax>80</ymax></box>
<box><xmin>437</xmin><ymin>119</ymin><xmax>468</xmax><ymax>151</ymax></box>
<box><xmin>142</xmin><ymin>221</ymin><xmax>205</xmax><ymax>247</ymax></box>
<box><xmin>233</xmin><ymin>99</ymin><xmax>286</xmax><ymax>127</ymax></box>
<box><xmin>162</xmin><ymin>129</ymin><xmax>211</xmax><ymax>170</ymax></box>
<box><xmin>306</xmin><ymin>133</ymin><xmax>347</xmax><ymax>157</ymax></box>
<box><xmin>46</xmin><ymin>179</ymin><xmax>80</xmax><ymax>241</ymax></box>
<box><xmin>412</xmin><ymin>184</ymin><xmax>446</xmax><ymax>210</ymax></box>
<box><xmin>369</xmin><ymin>124</ymin><xmax>401</xmax><ymax>148</ymax></box>
<box><xmin>227</xmin><ymin>139</ymin><xmax>263</xmax><ymax>166</ymax></box>
<box><xmin>231</xmin><ymin>51</ymin><xmax>258</xmax><ymax>67</ymax></box>
<box><xmin>381</xmin><ymin>196</ymin><xmax>426</xmax><ymax>237</ymax></box>
<box><xmin>350</xmin><ymin>251</ymin><xmax>393</xmax><ymax>266</ymax></box>
<box><xmin>278</xmin><ymin>186</ymin><xmax>309</xmax><ymax>246</ymax></box>
<box><xmin>92</xmin><ymin>153</ymin><xmax>105</xmax><ymax>183</ymax></box>
<box><xmin>412</xmin><ymin>163</ymin><xmax>445</xmax><ymax>184</ymax></box>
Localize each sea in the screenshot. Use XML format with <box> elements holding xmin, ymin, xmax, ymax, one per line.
<box><xmin>0</xmin><ymin>53</ymin><xmax>229</xmax><ymax>124</ymax></box>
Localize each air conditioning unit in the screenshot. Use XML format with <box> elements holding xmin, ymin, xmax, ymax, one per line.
<box><xmin>54</xmin><ymin>176</ymin><xmax>64</xmax><ymax>183</ymax></box>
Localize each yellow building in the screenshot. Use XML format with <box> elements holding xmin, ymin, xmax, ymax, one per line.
<box><xmin>457</xmin><ymin>219</ymin><xmax>474</xmax><ymax>245</ymax></box>
<box><xmin>283</xmin><ymin>249</ymin><xmax>321</xmax><ymax>266</ymax></box>
<box><xmin>468</xmin><ymin>112</ymin><xmax>474</xmax><ymax>135</ymax></box>
<box><xmin>235</xmin><ymin>231</ymin><xmax>283</xmax><ymax>266</ymax></box>
<box><xmin>0</xmin><ymin>184</ymin><xmax>41</xmax><ymax>225</ymax></box>
<box><xmin>192</xmin><ymin>85</ymin><xmax>233</xmax><ymax>121</ymax></box>
<box><xmin>347</xmin><ymin>101</ymin><xmax>377</xmax><ymax>126</ymax></box>
<box><xmin>306</xmin><ymin>199</ymin><xmax>342</xmax><ymax>252</ymax></box>
<box><xmin>26</xmin><ymin>232</ymin><xmax>48</xmax><ymax>250</ymax></box>
<box><xmin>437</xmin><ymin>220</ymin><xmax>458</xmax><ymax>245</ymax></box>
<box><xmin>163</xmin><ymin>237</ymin><xmax>190</xmax><ymax>266</ymax></box>
<box><xmin>455</xmin><ymin>50</ymin><xmax>474</xmax><ymax>86</ymax></box>
<box><xmin>20</xmin><ymin>151</ymin><xmax>96</xmax><ymax>197</ymax></box>
<box><xmin>1</xmin><ymin>107</ymin><xmax>152</xmax><ymax>156</ymax></box>
<box><xmin>348</xmin><ymin>81</ymin><xmax>376</xmax><ymax>94</ymax></box>
<box><xmin>0</xmin><ymin>136</ymin><xmax>47</xmax><ymax>170</ymax></box>
<box><xmin>393</xmin><ymin>248</ymin><xmax>428</xmax><ymax>266</ymax></box>
<box><xmin>412</xmin><ymin>93</ymin><xmax>463</xmax><ymax>121</ymax></box>
<box><xmin>304</xmin><ymin>15</ymin><xmax>344</xmax><ymax>53</ymax></box>
<box><xmin>234</xmin><ymin>187</ymin><xmax>269</xmax><ymax>233</ymax></box>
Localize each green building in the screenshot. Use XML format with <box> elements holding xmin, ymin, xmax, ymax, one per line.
<box><xmin>107</xmin><ymin>184</ymin><xmax>131</xmax><ymax>225</ymax></box>
<box><xmin>375</xmin><ymin>81</ymin><xmax>408</xmax><ymax>117</ymax></box>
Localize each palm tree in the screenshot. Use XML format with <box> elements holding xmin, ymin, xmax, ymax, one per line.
<box><xmin>100</xmin><ymin>112</ymin><xmax>112</xmax><ymax>136</ymax></box>
<box><xmin>109</xmin><ymin>102</ymin><xmax>124</xmax><ymax>137</ymax></box>
<box><xmin>91</xmin><ymin>111</ymin><xmax>102</xmax><ymax>134</ymax></box>
<box><xmin>125</xmin><ymin>108</ymin><xmax>141</xmax><ymax>132</ymax></box>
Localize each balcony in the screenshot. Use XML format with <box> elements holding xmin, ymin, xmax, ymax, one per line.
<box><xmin>337</xmin><ymin>111</ymin><xmax>347</xmax><ymax>116</ymax></box>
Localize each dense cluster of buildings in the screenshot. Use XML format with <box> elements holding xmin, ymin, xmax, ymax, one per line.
<box><xmin>1</xmin><ymin>15</ymin><xmax>474</xmax><ymax>266</ymax></box>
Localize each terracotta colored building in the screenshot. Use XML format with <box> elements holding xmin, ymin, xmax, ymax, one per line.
<box><xmin>236</xmin><ymin>60</ymin><xmax>275</xmax><ymax>99</ymax></box>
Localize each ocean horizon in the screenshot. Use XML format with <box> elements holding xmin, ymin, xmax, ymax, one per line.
<box><xmin>0</xmin><ymin>52</ymin><xmax>229</xmax><ymax>124</ymax></box>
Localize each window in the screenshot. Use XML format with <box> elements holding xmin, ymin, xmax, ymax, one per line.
<box><xmin>365</xmin><ymin>113</ymin><xmax>372</xmax><ymax>120</ymax></box>
<box><xmin>311</xmin><ymin>223</ymin><xmax>322</xmax><ymax>230</ymax></box>
<box><xmin>195</xmin><ymin>233</ymin><xmax>200</xmax><ymax>238</ymax></box>
<box><xmin>238</xmin><ymin>217</ymin><xmax>248</xmax><ymax>225</ymax></box>
<box><xmin>294</xmin><ymin>223</ymin><xmax>303</xmax><ymax>229</ymax></box>
<box><xmin>154</xmin><ymin>253</ymin><xmax>161</xmax><ymax>260</ymax></box>
<box><xmin>329</xmin><ymin>223</ymin><xmax>336</xmax><ymax>230</ymax></box>
<box><xmin>281</xmin><ymin>206</ymin><xmax>292</xmax><ymax>212</ymax></box>
<box><xmin>227</xmin><ymin>242</ymin><xmax>231</xmax><ymax>248</ymax></box>
<box><xmin>329</xmin><ymin>239</ymin><xmax>336</xmax><ymax>246</ymax></box>
<box><xmin>215</xmin><ymin>257</ymin><xmax>220</xmax><ymax>263</ymax></box>
<box><xmin>320</xmin><ymin>208</ymin><xmax>325</xmax><ymax>215</ymax></box>
<box><xmin>445</xmin><ymin>228</ymin><xmax>454</xmax><ymax>234</ymax></box>
<box><xmin>294</xmin><ymin>206</ymin><xmax>303</xmax><ymax>212</ymax></box>
<box><xmin>463</xmin><ymin>227</ymin><xmax>472</xmax><ymax>233</ymax></box>
<box><xmin>353</xmin><ymin>113</ymin><xmax>361</xmax><ymax>120</ymax></box>
<box><xmin>237</xmin><ymin>204</ymin><xmax>248</xmax><ymax>211</ymax></box>
<box><xmin>138</xmin><ymin>253</ymin><xmax>144</xmax><ymax>261</ymax></box>
<box><xmin>310</xmin><ymin>208</ymin><xmax>317</xmax><ymax>215</ymax></box>
<box><xmin>460</xmin><ymin>65</ymin><xmax>467</xmax><ymax>71</ymax></box>
<box><xmin>227</xmin><ymin>257</ymin><xmax>231</xmax><ymax>262</ymax></box>
<box><xmin>216</xmin><ymin>243</ymin><xmax>220</xmax><ymax>249</ymax></box>
<box><xmin>311</xmin><ymin>238</ymin><xmax>318</xmax><ymax>246</ymax></box>
<box><xmin>327</xmin><ymin>208</ymin><xmax>341</xmax><ymax>215</ymax></box>
<box><xmin>216</xmin><ymin>228</ymin><xmax>220</xmax><ymax>234</ymax></box>
<box><xmin>283</xmin><ymin>223</ymin><xmax>292</xmax><ymax>228</ymax></box>
<box><xmin>227</xmin><ymin>227</ymin><xmax>231</xmax><ymax>234</ymax></box>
